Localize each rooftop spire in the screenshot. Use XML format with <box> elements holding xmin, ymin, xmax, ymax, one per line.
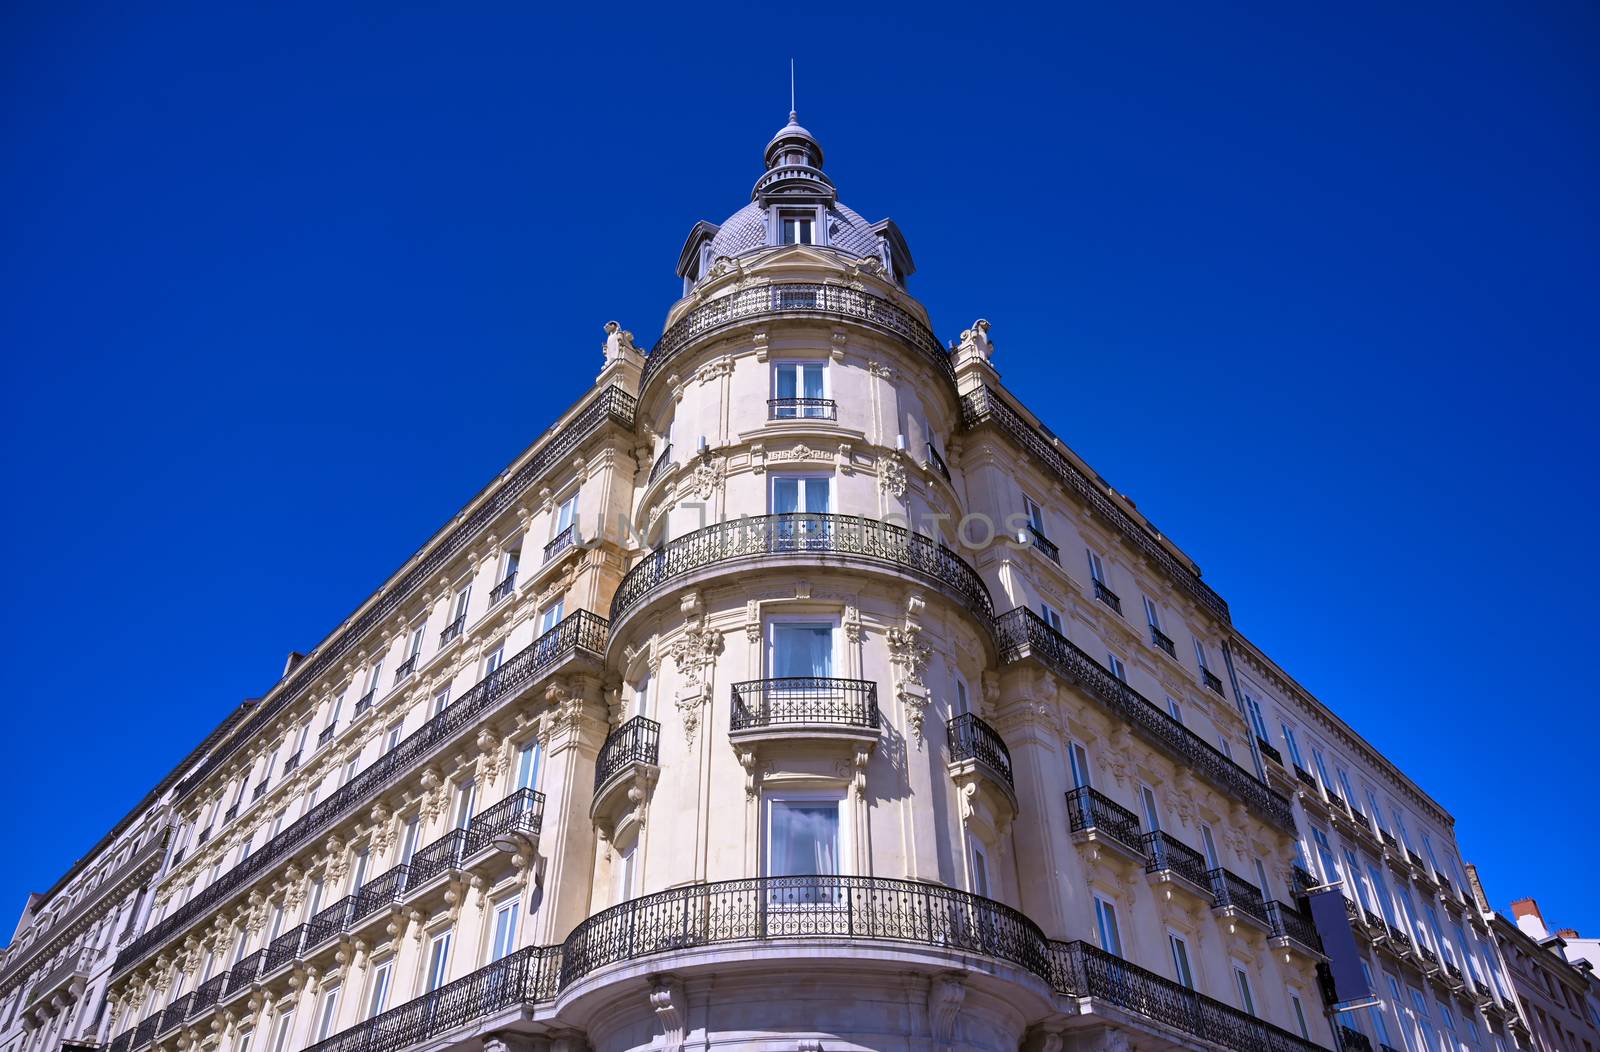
<box><xmin>790</xmin><ymin>59</ymin><xmax>796</xmax><ymax>123</ymax></box>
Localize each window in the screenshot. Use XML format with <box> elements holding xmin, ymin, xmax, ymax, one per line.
<box><xmin>399</xmin><ymin>817</ymin><xmax>421</xmax><ymax>867</ymax></box>
<box><xmin>1338</xmin><ymin>767</ymin><xmax>1359</xmax><ymax>811</ymax></box>
<box><xmin>538</xmin><ymin>599</ymin><xmax>565</xmax><ymax>633</ymax></box>
<box><xmin>1107</xmin><ymin>652</ymin><xmax>1127</xmax><ymax>682</ymax></box>
<box><xmin>767</xmin><ymin>798</ymin><xmax>840</xmax><ymax>878</ymax></box>
<box><xmin>385</xmin><ymin>722</ymin><xmax>404</xmax><ymax>753</ymax></box>
<box><xmin>770</xmin><ymin>474</ymin><xmax>830</xmax><ymax>522</ymax></box>
<box><xmin>1283</xmin><ymin>992</ymin><xmax>1309</xmax><ymax>1039</ymax></box>
<box><xmin>453</xmin><ymin>780</ymin><xmax>477</xmax><ymax>830</ymax></box>
<box><xmin>1280</xmin><ymin>721</ymin><xmax>1304</xmax><ymax>767</ymax></box>
<box><xmin>362</xmin><ymin>658</ymin><xmax>384</xmax><ymax>697</ymax></box>
<box><xmin>772</xmin><ymin>362</ymin><xmax>827</xmax><ymax>418</ymax></box>
<box><xmin>1235</xmin><ymin>965</ymin><xmax>1256</xmax><ymax>1016</ymax></box>
<box><xmin>1139</xmin><ymin>785</ymin><xmax>1162</xmax><ymax>832</ymax></box>
<box><xmin>1193</xmin><ymin>638</ymin><xmax>1210</xmax><ymax>671</ymax></box>
<box><xmin>1039</xmin><ymin>603</ymin><xmax>1064</xmax><ymax>633</ymax></box>
<box><xmin>270</xmin><ymin>809</ymin><xmax>287</xmax><ymax>838</ymax></box>
<box><xmin>365</xmin><ymin>961</ymin><xmax>392</xmax><ymax>1019</ymax></box>
<box><xmin>1023</xmin><ymin>494</ymin><xmax>1045</xmax><ymax>534</ymax></box>
<box><xmin>1254</xmin><ymin>859</ymin><xmax>1273</xmax><ymax>901</ymax></box>
<box><xmin>515</xmin><ymin>741</ymin><xmax>541</xmax><ymax>791</ymax></box>
<box><xmin>1312</xmin><ymin>827</ymin><xmax>1339</xmax><ymax>884</ymax></box>
<box><xmin>342</xmin><ymin>757</ymin><xmax>358</xmax><ymax>786</ymax></box>
<box><xmin>768</xmin><ymin>619</ymin><xmax>835</xmax><ymax>679</ymax></box>
<box><xmin>406</xmin><ymin>625</ymin><xmax>425</xmax><ymax>662</ymax></box>
<box><xmin>952</xmin><ymin>677</ymin><xmax>970</xmax><ymax>718</ymax></box>
<box><xmin>306</xmin><ymin>879</ymin><xmax>324</xmax><ymax>919</ymax></box>
<box><xmin>1345</xmin><ymin>850</ymin><xmax>1373</xmax><ymax>909</ymax></box>
<box><xmin>1094</xmin><ymin>896</ymin><xmax>1123</xmax><ymax>956</ymax></box>
<box><xmin>1165</xmin><ymin>696</ymin><xmax>1183</xmax><ymax>724</ymax></box>
<box><xmin>1069</xmin><ymin>741</ymin><xmax>1092</xmax><ymax>789</ymax></box>
<box><xmin>1369</xmin><ymin>864</ymin><xmax>1397</xmax><ymax>926</ymax></box>
<box><xmin>633</xmin><ymin>672</ymin><xmax>651</xmax><ymax>718</ymax></box>
<box><xmin>1086</xmin><ymin>548</ymin><xmax>1107</xmax><ymax>584</ymax></box>
<box><xmin>351</xmin><ymin>849</ymin><xmax>370</xmax><ymax>894</ymax></box>
<box><xmin>1217</xmin><ymin>735</ymin><xmax>1233</xmax><ymax>760</ymax></box>
<box><xmin>1169</xmin><ymin>931</ymin><xmax>1194</xmax><ymax>988</ymax></box>
<box><xmin>615</xmin><ymin>841</ymin><xmax>637</xmax><ymax>899</ymax></box>
<box><xmin>431</xmin><ymin>687</ymin><xmax>451</xmax><ymax>717</ymax></box>
<box><xmin>424</xmin><ymin>931</ymin><xmax>452</xmax><ymax>993</ymax></box>
<box><xmin>1386</xmin><ymin>975</ymin><xmax>1415</xmax><ymax>1052</ymax></box>
<box><xmin>1142</xmin><ymin>595</ymin><xmax>1162</xmax><ymax>631</ymax></box>
<box><xmin>554</xmin><ymin>491</ymin><xmax>579</xmax><ymax>536</ymax></box>
<box><xmin>322</xmin><ymin>695</ymin><xmax>344</xmax><ymax>741</ymax></box>
<box><xmin>969</xmin><ymin>842</ymin><xmax>990</xmax><ymax>897</ymax></box>
<box><xmin>1312</xmin><ymin>748</ymin><xmax>1332</xmax><ymax>789</ymax></box>
<box><xmin>1200</xmin><ymin>825</ymin><xmax>1220</xmax><ymax>869</ymax></box>
<box><xmin>491</xmin><ymin>900</ymin><xmax>520</xmax><ymax>961</ymax></box>
<box><xmin>314</xmin><ymin>987</ymin><xmax>340</xmax><ymax>1041</ymax></box>
<box><xmin>780</xmin><ymin>212</ymin><xmax>814</xmax><ymax>245</ymax></box>
<box><xmin>268</xmin><ymin>1010</ymin><xmax>295</xmax><ymax>1052</ymax></box>
<box><xmin>484</xmin><ymin>643</ymin><xmax>505</xmax><ymax>676</ymax></box>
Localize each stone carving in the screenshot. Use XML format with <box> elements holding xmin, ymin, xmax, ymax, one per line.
<box><xmin>888</xmin><ymin>598</ymin><xmax>932</xmax><ymax>746</ymax></box>
<box><xmin>601</xmin><ymin>321</ymin><xmax>638</xmax><ymax>364</ymax></box>
<box><xmin>668</xmin><ymin>600</ymin><xmax>722</xmax><ymax>746</ymax></box>
<box><xmin>927</xmin><ymin>974</ymin><xmax>966</xmax><ymax>1048</ymax></box>
<box><xmin>685</xmin><ymin>454</ymin><xmax>723</xmax><ymax>502</ymax></box>
<box><xmin>745</xmin><ymin>600</ymin><xmax>762</xmax><ymax>643</ymax></box>
<box><xmin>648</xmin><ymin>976</ymin><xmax>687</xmax><ymax>1052</ymax></box>
<box><xmin>958</xmin><ymin>319</ymin><xmax>993</xmax><ymax>362</ymax></box>
<box><xmin>835</xmin><ymin>442</ymin><xmax>854</xmax><ymax>474</ymax></box>
<box><xmin>879</xmin><ymin>450</ymin><xmax>907</xmax><ymax>498</ymax></box>
<box><xmin>843</xmin><ymin>603</ymin><xmax>862</xmax><ymax>644</ymax></box>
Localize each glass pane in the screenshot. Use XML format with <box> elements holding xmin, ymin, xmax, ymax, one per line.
<box><xmin>775</xmin><ymin>365</ymin><xmax>797</xmax><ymax>400</ymax></box>
<box><xmin>801</xmin><ymin>364</ymin><xmax>824</xmax><ymax>400</ymax></box>
<box><xmin>802</xmin><ymin>477</ymin><xmax>829</xmax><ymax>513</ymax></box>
<box><xmin>772</xmin><ymin>478</ymin><xmax>799</xmax><ymax>514</ymax></box>
<box><xmin>772</xmin><ymin>623</ymin><xmax>832</xmax><ymax>678</ymax></box>
<box><xmin>769</xmin><ymin>802</ymin><xmax>839</xmax><ymax>876</ymax></box>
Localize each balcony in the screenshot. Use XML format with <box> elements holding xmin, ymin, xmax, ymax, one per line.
<box><xmin>1201</xmin><ymin>667</ymin><xmax>1225</xmax><ymax>695</ymax></box>
<box><xmin>393</xmin><ymin>653</ymin><xmax>418</xmax><ymax>682</ymax></box>
<box><xmin>1444</xmin><ymin>961</ymin><xmax>1465</xmax><ymax>990</ymax></box>
<box><xmin>946</xmin><ymin>712</ymin><xmax>1014</xmax><ymax>792</ymax></box>
<box><xmin>157</xmin><ymin>993</ymin><xmax>193</xmax><ymax>1036</ymax></box>
<box><xmin>646</xmin><ymin>443</ymin><xmax>673</xmax><ymax>489</ymax></box>
<box><xmin>926</xmin><ymin>443</ymin><xmax>951</xmax><ymax>482</ymax></box>
<box><xmin>196</xmin><ymin>826</ymin><xmax>210</xmax><ymax>846</ymax></box>
<box><xmin>610</xmin><ymin>513</ymin><xmax>994</xmax><ymax>630</ymax></box>
<box><xmin>223</xmin><ymin>803</ymin><xmax>239</xmax><ymax>823</ymax></box>
<box><xmin>186</xmin><ymin>973</ymin><xmax>226</xmax><ymax>1023</ymax></box>
<box><xmin>260</xmin><ymin>923</ymin><xmax>307</xmax><ymax>981</ymax></box>
<box><xmin>767</xmin><ymin>397</ymin><xmax>837</xmax><ymax>420</ymax></box>
<box><xmin>439</xmin><ymin>613</ymin><xmax>466</xmax><ymax>646</ymax></box>
<box><xmin>993</xmin><ymin>608</ymin><xmax>1298</xmax><ymax>833</ymax></box>
<box><xmin>1066</xmin><ymin>786</ymin><xmax>1145</xmax><ymax>862</ymax></box>
<box><xmin>282</xmin><ymin>752</ymin><xmax>300</xmax><ymax>775</ymax></box>
<box><xmin>1051</xmin><ymin>940</ymin><xmax>1323</xmax><ymax>1052</ymax></box>
<box><xmin>645</xmin><ymin>281</ymin><xmax>954</xmax><ymax>396</ymax></box>
<box><xmin>1418</xmin><ymin>944</ymin><xmax>1441</xmax><ymax>976</ymax></box>
<box><xmin>1340</xmin><ymin>1026</ymin><xmax>1374</xmax><ymax>1052</ymax></box>
<box><xmin>113</xmin><ymin>611</ymin><xmax>607</xmax><ymax>981</ymax></box>
<box><xmin>489</xmin><ymin>571</ymin><xmax>518</xmax><ymax>605</ymax></box>
<box><xmin>1267</xmin><ymin>900</ymin><xmax>1324</xmax><ymax>959</ymax></box>
<box><xmin>317</xmin><ymin>725</ymin><xmax>335</xmax><ymax>748</ymax></box>
<box><xmin>252</xmin><ymin>781</ymin><xmax>268</xmax><ymax>801</ymax></box>
<box><xmin>354</xmin><ymin>688</ymin><xmax>375</xmax><ymax>716</ymax></box>
<box><xmin>464</xmin><ymin>787</ymin><xmax>544</xmax><ymax>856</ymax></box>
<box><xmin>543</xmin><ymin>524</ymin><xmax>577</xmax><ymax>563</ymax></box>
<box><xmin>1026</xmin><ymin>524</ymin><xmax>1060</xmax><ymax>564</ymax></box>
<box><xmin>1209</xmin><ymin>867</ymin><xmax>1271</xmax><ymax>932</ymax></box>
<box><xmin>1294</xmin><ymin>765</ymin><xmax>1318</xmax><ymax>791</ymax></box>
<box><xmin>22</xmin><ymin>951</ymin><xmax>90</xmax><ymax>1014</ymax></box>
<box><xmin>407</xmin><ymin>830</ymin><xmax>468</xmax><ymax>896</ymax></box>
<box><xmin>1143</xmin><ymin>831</ymin><xmax>1214</xmax><ymax>901</ymax></box>
<box><xmin>1257</xmin><ymin>737</ymin><xmax>1284</xmax><ymax>767</ymax></box>
<box><xmin>591</xmin><ymin>715</ymin><xmax>661</xmax><ymax>833</ymax></box>
<box><xmin>1092</xmin><ymin>578</ymin><xmax>1122</xmax><ymax>615</ymax></box>
<box><xmin>729</xmin><ymin>677</ymin><xmax>880</xmax><ymax>746</ymax></box>
<box><xmin>219</xmin><ymin>949</ymin><xmax>263</xmax><ymax>1004</ymax></box>
<box><xmin>1291</xmin><ymin>864</ymin><xmax>1317</xmax><ymax>896</ymax></box>
<box><xmin>1149</xmin><ymin>624</ymin><xmax>1176</xmax><ymax>657</ymax></box>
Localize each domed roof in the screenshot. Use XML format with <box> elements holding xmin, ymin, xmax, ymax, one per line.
<box><xmin>707</xmin><ymin>200</ymin><xmax>884</xmax><ymax>260</ymax></box>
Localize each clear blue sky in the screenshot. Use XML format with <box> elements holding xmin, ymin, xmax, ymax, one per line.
<box><xmin>2</xmin><ymin>3</ymin><xmax>1595</xmax><ymax>933</ymax></box>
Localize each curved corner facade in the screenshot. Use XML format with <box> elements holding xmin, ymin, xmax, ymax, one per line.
<box><xmin>0</xmin><ymin>116</ymin><xmax>1527</xmax><ymax>1052</ymax></box>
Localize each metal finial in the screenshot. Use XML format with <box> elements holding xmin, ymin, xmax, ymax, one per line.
<box><xmin>789</xmin><ymin>59</ymin><xmax>797</xmax><ymax>123</ymax></box>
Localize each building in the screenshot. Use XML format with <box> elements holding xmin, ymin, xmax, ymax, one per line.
<box><xmin>1226</xmin><ymin>638</ymin><xmax>1524</xmax><ymax>1052</ymax></box>
<box><xmin>1481</xmin><ymin>898</ymin><xmax>1600</xmax><ymax>1052</ymax></box>
<box><xmin>0</xmin><ymin>111</ymin><xmax>1539</xmax><ymax>1052</ymax></box>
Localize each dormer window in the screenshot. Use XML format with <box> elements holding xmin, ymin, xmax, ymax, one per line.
<box><xmin>780</xmin><ymin>212</ymin><xmax>814</xmax><ymax>245</ymax></box>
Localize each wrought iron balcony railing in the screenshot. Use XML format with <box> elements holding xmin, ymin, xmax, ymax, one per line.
<box><xmin>171</xmin><ymin>385</ymin><xmax>634</xmax><ymax>804</ymax></box>
<box><xmin>1257</xmin><ymin>737</ymin><xmax>1284</xmax><ymax>766</ymax></box>
<box><xmin>962</xmin><ymin>386</ymin><xmax>1230</xmax><ymax>623</ymax></box>
<box><xmin>644</xmin><ymin>281</ymin><xmax>954</xmax><ymax>395</ymax></box>
<box><xmin>646</xmin><ymin>443</ymin><xmax>673</xmax><ymax>488</ymax></box>
<box><xmin>610</xmin><ymin>513</ymin><xmax>993</xmax><ymax>626</ymax></box>
<box><xmin>252</xmin><ymin>781</ymin><xmax>268</xmax><ymax>801</ymax></box>
<box><xmin>1144</xmin><ymin>831</ymin><xmax>1212</xmax><ymax>890</ymax></box>
<box><xmin>489</xmin><ymin>572</ymin><xmax>517</xmax><ymax>605</ymax></box>
<box><xmin>1093</xmin><ymin>578</ymin><xmax>1123</xmax><ymax>614</ymax></box>
<box><xmin>926</xmin><ymin>442</ymin><xmax>951</xmax><ymax>482</ymax></box>
<box><xmin>1150</xmin><ymin>624</ymin><xmax>1176</xmax><ymax>657</ymax></box>
<box><xmin>223</xmin><ymin>803</ymin><xmax>239</xmax><ymax>823</ymax></box>
<box><xmin>408</xmin><ymin>829</ymin><xmax>468</xmax><ymax>888</ymax></box>
<box><xmin>1340</xmin><ymin>1026</ymin><xmax>1374</xmax><ymax>1052</ymax></box>
<box><xmin>730</xmin><ymin>678</ymin><xmax>879</xmax><ymax>730</ymax></box>
<box><xmin>946</xmin><ymin>712</ymin><xmax>1014</xmax><ymax>791</ymax></box>
<box><xmin>1294</xmin><ymin>766</ymin><xmax>1317</xmax><ymax>790</ymax></box>
<box><xmin>1209</xmin><ymin>867</ymin><xmax>1271</xmax><ymax>928</ymax></box>
<box><xmin>463</xmin><ymin>788</ymin><xmax>544</xmax><ymax>855</ymax></box>
<box><xmin>559</xmin><ymin>875</ymin><xmax>1052</xmax><ymax>988</ymax></box>
<box><xmin>1267</xmin><ymin>900</ymin><xmax>1322</xmax><ymax>951</ymax></box>
<box><xmin>187</xmin><ymin>973</ymin><xmax>226</xmax><ymax>1019</ymax></box>
<box><xmin>543</xmin><ymin>525</ymin><xmax>576</xmax><ymax>562</ymax></box>
<box><xmin>594</xmin><ymin>715</ymin><xmax>661</xmax><ymax>792</ymax></box>
<box><xmin>767</xmin><ymin>397</ymin><xmax>837</xmax><ymax>420</ymax></box>
<box><xmin>354</xmin><ymin>689</ymin><xmax>375</xmax><ymax>716</ymax></box>
<box><xmin>439</xmin><ymin>614</ymin><xmax>466</xmax><ymax>646</ymax></box>
<box><xmin>993</xmin><ymin>608</ymin><xmax>1296</xmax><ymax>832</ymax></box>
<box><xmin>1291</xmin><ymin>865</ymin><xmax>1317</xmax><ymax>896</ymax></box>
<box><xmin>1201</xmin><ymin>667</ymin><xmax>1225</xmax><ymax>695</ymax></box>
<box><xmin>393</xmin><ymin>653</ymin><xmax>418</xmax><ymax>682</ymax></box>
<box><xmin>1026</xmin><ymin>524</ymin><xmax>1060</xmax><ymax>563</ymax></box>
<box><xmin>113</xmin><ymin>611</ymin><xmax>606</xmax><ymax>979</ymax></box>
<box><xmin>1066</xmin><ymin>786</ymin><xmax>1143</xmax><ymax>854</ymax></box>
<box><xmin>1051</xmin><ymin>940</ymin><xmax>1324</xmax><ymax>1052</ymax></box>
<box><xmin>318</xmin><ymin>724</ymin><xmax>336</xmax><ymax>747</ymax></box>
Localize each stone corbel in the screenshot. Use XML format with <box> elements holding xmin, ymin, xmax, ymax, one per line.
<box><xmin>648</xmin><ymin>976</ymin><xmax>687</xmax><ymax>1052</ymax></box>
<box><xmin>927</xmin><ymin>974</ymin><xmax>966</xmax><ymax>1049</ymax></box>
<box><xmin>750</xmin><ymin>442</ymin><xmax>766</xmax><ymax>474</ymax></box>
<box><xmin>835</xmin><ymin>442</ymin><xmax>853</xmax><ymax>474</ymax></box>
